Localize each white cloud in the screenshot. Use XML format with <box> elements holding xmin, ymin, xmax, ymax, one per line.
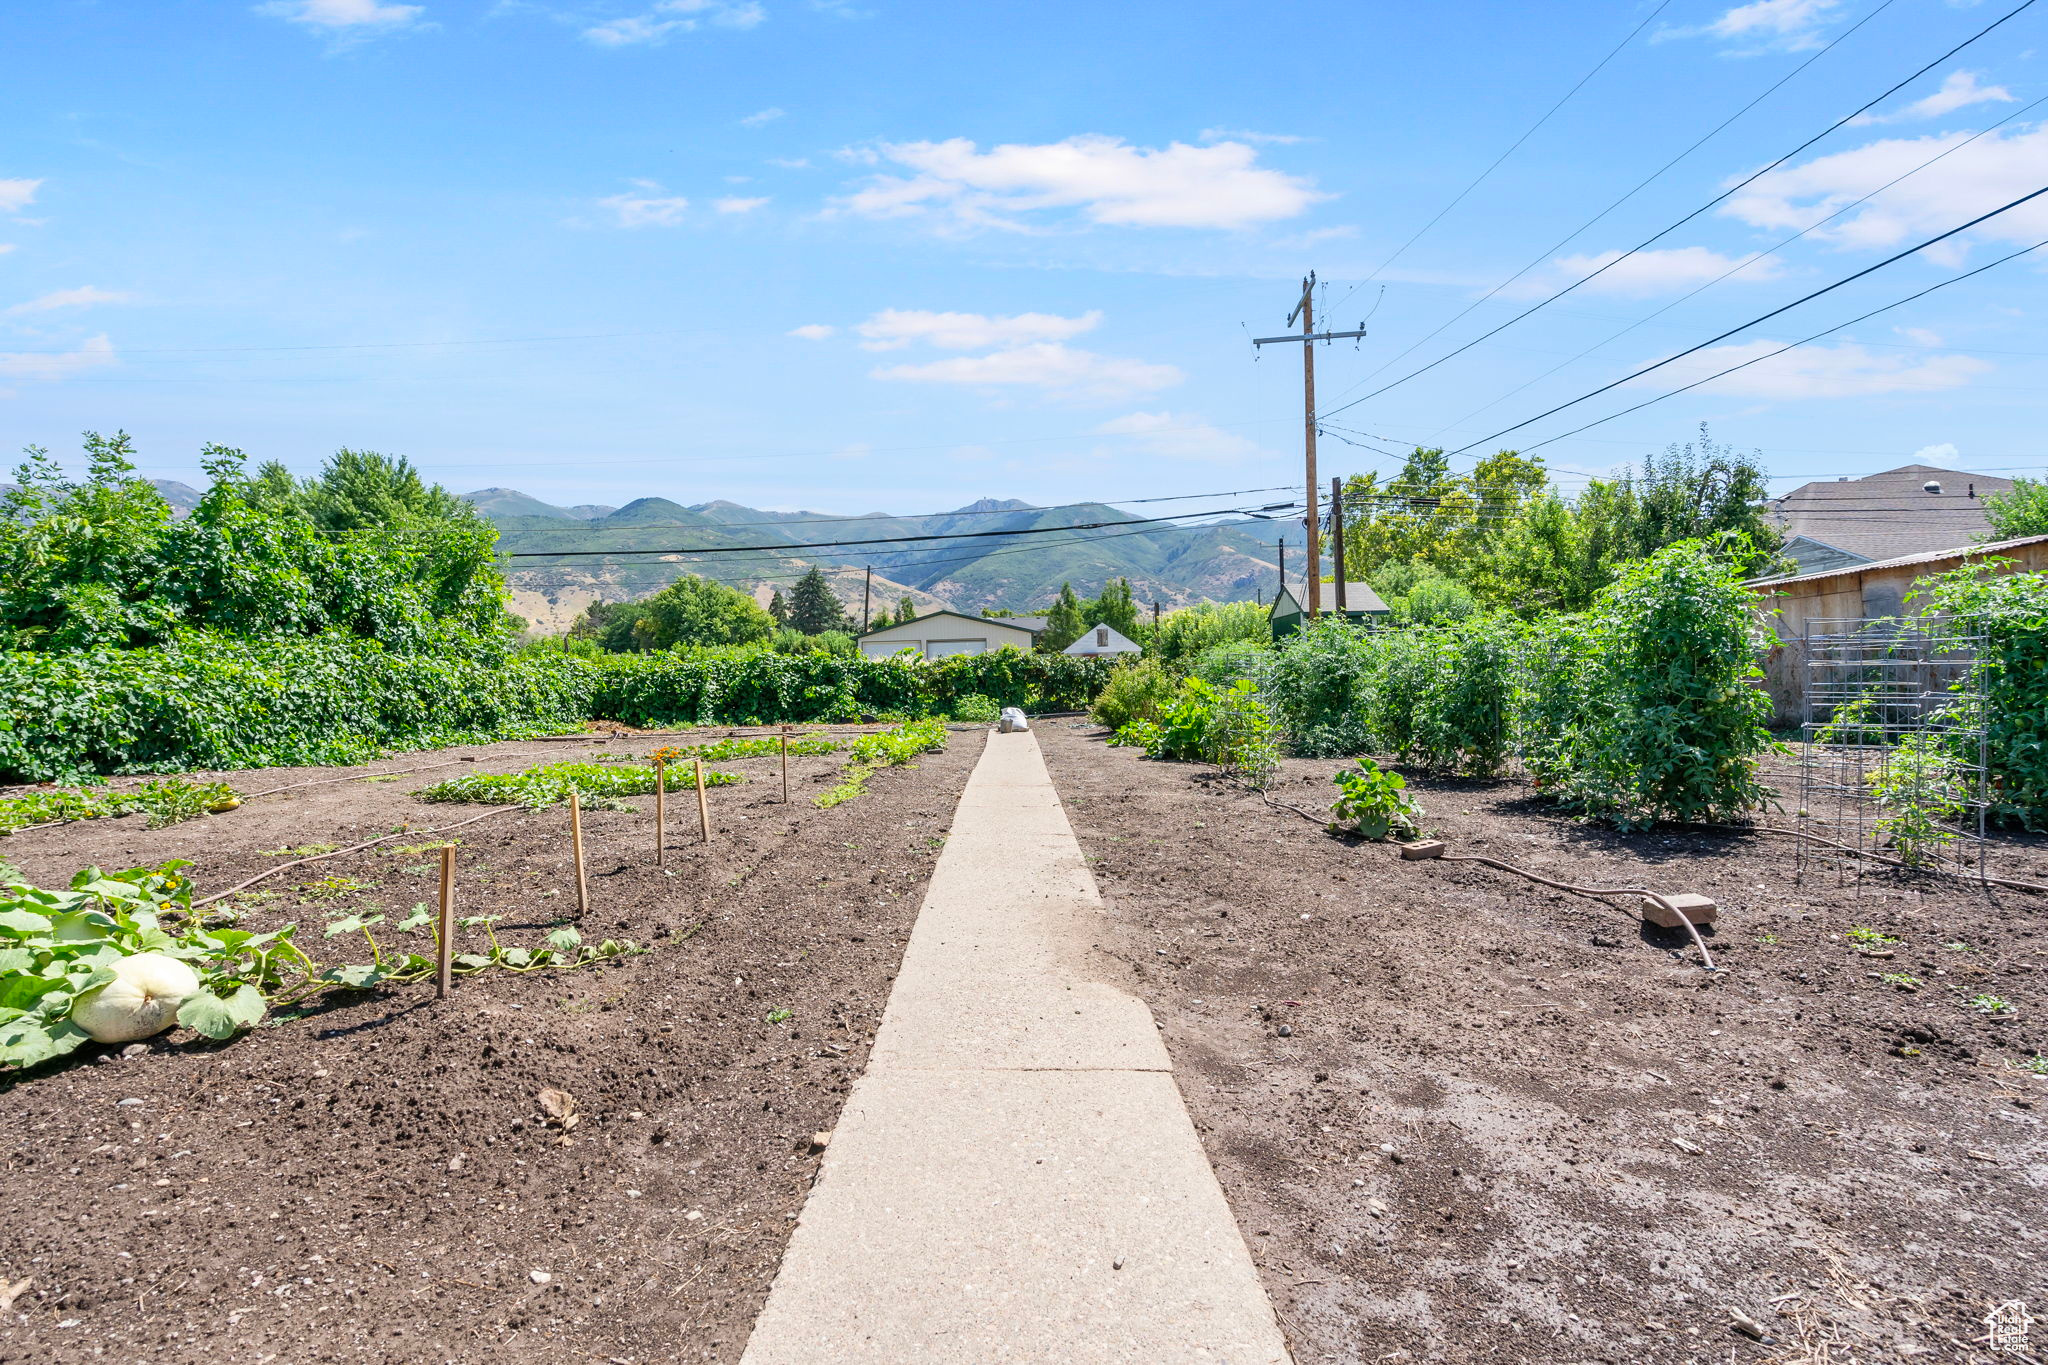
<box><xmin>832</xmin><ymin>134</ymin><xmax>1325</xmax><ymax>231</ymax></box>
<box><xmin>257</xmin><ymin>0</ymin><xmax>422</xmax><ymax>29</ymax></box>
<box><xmin>0</xmin><ymin>245</ymin><xmax>14</xmax><ymax>255</ymax></box>
<box><xmin>1895</xmin><ymin>325</ymin><xmax>1944</xmax><ymax>346</ymax></box>
<box><xmin>1850</xmin><ymin>70</ymin><xmax>2016</xmax><ymax>126</ymax></box>
<box><xmin>871</xmin><ymin>343</ymin><xmax>1182</xmax><ymax>401</ymax></box>
<box><xmin>768</xmin><ymin>156</ymin><xmax>811</xmax><ymax>170</ymax></box>
<box><xmin>1522</xmin><ymin>246</ymin><xmax>1790</xmax><ymax>297</ymax></box>
<box><xmin>1095</xmin><ymin>411</ymin><xmax>1260</xmax><ymax>463</ymax></box>
<box><xmin>739</xmin><ymin>106</ymin><xmax>786</xmax><ymax>127</ymax></box>
<box><xmin>583</xmin><ymin>1</ymin><xmax>764</xmax><ymax>46</ymax></box>
<box><xmin>599</xmin><ymin>187</ymin><xmax>689</xmax><ymax>226</ymax></box>
<box><xmin>1914</xmin><ymin>441</ymin><xmax>1961</xmax><ymax>463</ymax></box>
<box><xmin>1719</xmin><ymin>124</ymin><xmax>2048</xmax><ymax>256</ymax></box>
<box><xmin>788</xmin><ymin>323</ymin><xmax>835</xmax><ymax>340</ymax></box>
<box><xmin>1198</xmin><ymin>128</ymin><xmax>1307</xmax><ymax>146</ymax></box>
<box><xmin>714</xmin><ymin>195</ymin><xmax>768</xmax><ymax>213</ymax></box>
<box><xmin>0</xmin><ymin>178</ymin><xmax>43</xmax><ymax>214</ymax></box>
<box><xmin>854</xmin><ymin>308</ymin><xmax>1101</xmax><ymax>351</ymax></box>
<box><xmin>0</xmin><ymin>334</ymin><xmax>116</xmax><ymax>384</ymax></box>
<box><xmin>5</xmin><ymin>286</ymin><xmax>131</xmax><ymax>316</ymax></box>
<box><xmin>1661</xmin><ymin>0</ymin><xmax>1843</xmax><ymax>52</ymax></box>
<box><xmin>1624</xmin><ymin>340</ymin><xmax>1987</xmax><ymax>399</ymax></box>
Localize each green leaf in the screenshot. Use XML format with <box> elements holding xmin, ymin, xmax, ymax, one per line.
<box><xmin>319</xmin><ymin>963</ymin><xmax>384</xmax><ymax>989</ymax></box>
<box><xmin>501</xmin><ymin>947</ymin><xmax>532</xmax><ymax>967</ymax></box>
<box><xmin>453</xmin><ymin>953</ymin><xmax>492</xmax><ymax>970</ymax></box>
<box><xmin>0</xmin><ymin>906</ymin><xmax>52</xmax><ymax>936</ymax></box>
<box><xmin>177</xmin><ymin>989</ymin><xmax>243</xmax><ymax>1040</ymax></box>
<box><xmin>546</xmin><ymin>928</ymin><xmax>582</xmax><ymax>953</ymax></box>
<box><xmin>220</xmin><ymin>982</ymin><xmax>267</xmax><ymax>1027</ymax></box>
<box><xmin>397</xmin><ymin>904</ymin><xmax>431</xmax><ymax>932</ymax></box>
<box><xmin>0</xmin><ymin>1016</ymin><xmax>87</xmax><ymax>1070</ymax></box>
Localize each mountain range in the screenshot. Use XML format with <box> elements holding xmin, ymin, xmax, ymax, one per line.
<box><xmin>465</xmin><ymin>487</ymin><xmax>1303</xmax><ymax>633</ymax></box>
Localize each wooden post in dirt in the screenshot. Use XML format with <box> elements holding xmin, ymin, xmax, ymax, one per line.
<box><xmin>569</xmin><ymin>787</ymin><xmax>589</xmax><ymax>916</ymax></box>
<box><xmin>435</xmin><ymin>844</ymin><xmax>456</xmax><ymax>1000</ymax></box>
<box><xmin>1330</xmin><ymin>475</ymin><xmax>1348</xmax><ymax>612</ymax></box>
<box><xmin>780</xmin><ymin>725</ymin><xmax>790</xmax><ymax>804</ymax></box>
<box><xmin>654</xmin><ymin>755</ymin><xmax>667</xmax><ymax>869</ymax></box>
<box><xmin>694</xmin><ymin>756</ymin><xmax>711</xmax><ymax>844</ymax></box>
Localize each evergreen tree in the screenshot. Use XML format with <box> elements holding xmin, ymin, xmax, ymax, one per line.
<box><xmin>1040</xmin><ymin>583</ymin><xmax>1086</xmax><ymax>651</ymax></box>
<box><xmin>767</xmin><ymin>589</ymin><xmax>788</xmax><ymax>625</ymax></box>
<box><xmin>787</xmin><ymin>566</ymin><xmax>851</xmax><ymax>634</ymax></box>
<box><xmin>898</xmin><ymin>596</ymin><xmax>917</xmax><ymax>623</ymax></box>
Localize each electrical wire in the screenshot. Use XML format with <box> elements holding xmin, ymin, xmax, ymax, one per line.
<box><xmin>1423</xmin><ymin>90</ymin><xmax>2048</xmax><ymax>443</ymax></box>
<box><xmin>1316</xmin><ymin>0</ymin><xmax>2035</xmax><ymax>425</ymax></box>
<box><xmin>1509</xmin><ymin>236</ymin><xmax>2048</xmax><ymax>457</ymax></box>
<box><xmin>1442</xmin><ymin>185</ymin><xmax>2048</xmax><ymax>455</ymax></box>
<box><xmin>1324</xmin><ymin>0</ymin><xmax>1678</xmax><ymax>315</ymax></box>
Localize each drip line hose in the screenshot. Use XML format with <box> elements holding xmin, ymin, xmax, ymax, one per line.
<box><xmin>1703</xmin><ymin>822</ymin><xmax>2048</xmax><ymax>896</ymax></box>
<box><xmin>1224</xmin><ymin>774</ymin><xmax>1721</xmax><ymax>971</ymax></box>
<box><xmin>193</xmin><ymin>807</ymin><xmax>523</xmax><ymax>908</ymax></box>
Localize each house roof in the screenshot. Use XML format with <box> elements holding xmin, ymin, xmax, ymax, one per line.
<box><xmin>1270</xmin><ymin>580</ymin><xmax>1391</xmax><ymax>614</ymax></box>
<box><xmin>1746</xmin><ymin>532</ymin><xmax>2048</xmax><ymax>590</ymax></box>
<box><xmin>1769</xmin><ymin>464</ymin><xmax>2012</xmax><ymax>564</ymax></box>
<box><xmin>854</xmin><ymin>609</ymin><xmax>1043</xmax><ymax>641</ymax></box>
<box><xmin>1063</xmin><ymin>622</ymin><xmax>1142</xmax><ymax>654</ymax></box>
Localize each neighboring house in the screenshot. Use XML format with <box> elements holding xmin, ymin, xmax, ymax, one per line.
<box><xmin>855</xmin><ymin>610</ymin><xmax>1040</xmax><ymax>659</ymax></box>
<box><xmin>1770</xmin><ymin>464</ymin><xmax>2012</xmax><ymax>575</ymax></box>
<box><xmin>1746</xmin><ymin>532</ymin><xmax>2048</xmax><ymax>725</ymax></box>
<box><xmin>1268</xmin><ymin>580</ymin><xmax>1390</xmax><ymax>638</ymax></box>
<box><xmin>1063</xmin><ymin>623</ymin><xmax>1142</xmax><ymax>659</ymax></box>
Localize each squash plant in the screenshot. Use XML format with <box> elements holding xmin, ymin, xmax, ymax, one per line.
<box><xmin>0</xmin><ymin>860</ymin><xmax>641</xmax><ymax>1073</ymax></box>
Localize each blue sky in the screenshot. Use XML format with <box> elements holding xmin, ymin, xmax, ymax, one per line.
<box><xmin>3</xmin><ymin>0</ymin><xmax>2044</xmax><ymax>516</ymax></box>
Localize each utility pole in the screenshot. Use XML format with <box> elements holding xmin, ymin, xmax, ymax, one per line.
<box><xmin>862</xmin><ymin>566</ymin><xmax>872</xmax><ymax>631</ymax></box>
<box><xmin>1277</xmin><ymin>538</ymin><xmax>1285</xmax><ymax>598</ymax></box>
<box><xmin>1330</xmin><ymin>476</ymin><xmax>1348</xmax><ymax>612</ymax></box>
<box><xmin>1152</xmin><ymin>600</ymin><xmax>1161</xmax><ymax>628</ymax></box>
<box><xmin>1253</xmin><ymin>273</ymin><xmax>1367</xmax><ymax>619</ymax></box>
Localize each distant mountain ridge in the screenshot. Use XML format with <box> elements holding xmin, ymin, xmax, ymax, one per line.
<box><xmin>466</xmin><ymin>487</ymin><xmax>1302</xmax><ymax>625</ymax></box>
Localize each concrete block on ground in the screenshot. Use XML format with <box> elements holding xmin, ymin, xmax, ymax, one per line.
<box><xmin>1642</xmin><ymin>892</ymin><xmax>1718</xmax><ymax>928</ymax></box>
<box><xmin>1398</xmin><ymin>839</ymin><xmax>1446</xmax><ymax>860</ymax></box>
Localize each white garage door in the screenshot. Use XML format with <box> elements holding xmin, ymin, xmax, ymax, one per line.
<box><xmin>925</xmin><ymin>638</ymin><xmax>988</xmax><ymax>658</ymax></box>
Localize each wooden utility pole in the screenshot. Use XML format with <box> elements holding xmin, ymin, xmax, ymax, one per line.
<box><xmin>1152</xmin><ymin>600</ymin><xmax>1161</xmax><ymax>628</ymax></box>
<box><xmin>1253</xmin><ymin>274</ymin><xmax>1366</xmax><ymax>620</ymax></box>
<box><xmin>1277</xmin><ymin>538</ymin><xmax>1285</xmax><ymax>598</ymax></box>
<box><xmin>1330</xmin><ymin>476</ymin><xmax>1348</xmax><ymax>612</ymax></box>
<box><xmin>863</xmin><ymin>567</ymin><xmax>872</xmax><ymax>631</ymax></box>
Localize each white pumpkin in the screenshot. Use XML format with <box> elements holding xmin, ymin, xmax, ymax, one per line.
<box><xmin>72</xmin><ymin>952</ymin><xmax>201</xmax><ymax>1044</ymax></box>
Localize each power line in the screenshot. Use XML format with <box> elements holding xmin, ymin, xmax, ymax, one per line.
<box><xmin>1511</xmin><ymin>236</ymin><xmax>2048</xmax><ymax>457</ymax></box>
<box><xmin>1442</xmin><ymin>186</ymin><xmax>2048</xmax><ymax>456</ymax></box>
<box><xmin>1316</xmin><ymin>0</ymin><xmax>2035</xmax><ymax>425</ymax></box>
<box><xmin>1422</xmin><ymin>89</ymin><xmax>2048</xmax><ymax>443</ymax></box>
<box><xmin>1325</xmin><ymin>0</ymin><xmax>1678</xmax><ymax>314</ymax></box>
<box><xmin>500</xmin><ymin>500</ymin><xmax>1298</xmax><ymax>560</ymax></box>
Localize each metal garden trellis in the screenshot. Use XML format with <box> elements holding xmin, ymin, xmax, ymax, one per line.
<box><xmin>1795</xmin><ymin>615</ymin><xmax>1991</xmax><ymax>889</ymax></box>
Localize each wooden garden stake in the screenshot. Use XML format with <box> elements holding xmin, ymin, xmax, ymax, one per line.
<box><xmin>654</xmin><ymin>755</ymin><xmax>667</xmax><ymax>868</ymax></box>
<box><xmin>435</xmin><ymin>844</ymin><xmax>456</xmax><ymax>1000</ymax></box>
<box><xmin>569</xmin><ymin>787</ymin><xmax>589</xmax><ymax>916</ymax></box>
<box><xmin>694</xmin><ymin>756</ymin><xmax>711</xmax><ymax>844</ymax></box>
<box><xmin>780</xmin><ymin>725</ymin><xmax>790</xmax><ymax>803</ymax></box>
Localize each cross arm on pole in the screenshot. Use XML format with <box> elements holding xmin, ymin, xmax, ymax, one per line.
<box><xmin>1253</xmin><ymin>329</ymin><xmax>1369</xmax><ymax>346</ymax></box>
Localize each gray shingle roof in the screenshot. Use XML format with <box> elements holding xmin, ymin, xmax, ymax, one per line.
<box><xmin>1770</xmin><ymin>464</ymin><xmax>2012</xmax><ymax>564</ymax></box>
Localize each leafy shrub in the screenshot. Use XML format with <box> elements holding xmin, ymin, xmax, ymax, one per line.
<box><xmin>1540</xmin><ymin>537</ymin><xmax>1781</xmax><ymax>827</ymax></box>
<box><xmin>1112</xmin><ymin>678</ymin><xmax>1278</xmax><ymax>783</ymax></box>
<box><xmin>1258</xmin><ymin>617</ymin><xmax>1382</xmax><ymax>758</ymax></box>
<box><xmin>1918</xmin><ymin>561</ymin><xmax>2048</xmax><ymax>827</ymax></box>
<box><xmin>1868</xmin><ymin>731</ymin><xmax>1969</xmax><ymax>867</ymax></box>
<box><xmin>1188</xmin><ymin>639</ymin><xmax>1270</xmax><ymax>690</ymax></box>
<box><xmin>1089</xmin><ymin>659</ymin><xmax>1176</xmax><ymax>732</ymax></box>
<box><xmin>1148</xmin><ymin>600</ymin><xmax>1271</xmax><ymax>672</ymax></box>
<box><xmin>1408</xmin><ymin>615</ymin><xmax>1520</xmax><ymax>777</ymax></box>
<box><xmin>418</xmin><ymin>760</ymin><xmax>741</xmax><ymax>810</ymax></box>
<box><xmin>950</xmin><ymin>693</ymin><xmax>1000</xmax><ymax>723</ymax></box>
<box><xmin>1328</xmin><ymin>758</ymin><xmax>1422</xmax><ymax>840</ymax></box>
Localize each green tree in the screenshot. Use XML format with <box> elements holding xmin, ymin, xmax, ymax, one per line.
<box><xmin>898</xmin><ymin>596</ymin><xmax>917</xmax><ymax>623</ymax></box>
<box><xmin>1082</xmin><ymin>578</ymin><xmax>1140</xmax><ymax>639</ymax></box>
<box><xmin>1986</xmin><ymin>478</ymin><xmax>2048</xmax><ymax>539</ymax></box>
<box><xmin>629</xmin><ymin>575</ymin><xmax>775</xmax><ymax>650</ymax></box>
<box><xmin>787</xmin><ymin>566</ymin><xmax>851</xmax><ymax>635</ymax></box>
<box><xmin>1041</xmin><ymin>583</ymin><xmax>1087</xmax><ymax>651</ymax></box>
<box><xmin>767</xmin><ymin>589</ymin><xmax>789</xmax><ymax>625</ymax></box>
<box><xmin>868</xmin><ymin>608</ymin><xmax>895</xmax><ymax>633</ymax></box>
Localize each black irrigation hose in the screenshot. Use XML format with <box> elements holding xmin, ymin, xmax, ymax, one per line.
<box><xmin>1224</xmin><ymin>772</ymin><xmax>1720</xmax><ymax>970</ymax></box>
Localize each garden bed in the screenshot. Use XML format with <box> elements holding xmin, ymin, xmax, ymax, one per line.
<box><xmin>1038</xmin><ymin>724</ymin><xmax>2048</xmax><ymax>1365</ymax></box>
<box><xmin>0</xmin><ymin>725</ymin><xmax>981</xmax><ymax>1363</ymax></box>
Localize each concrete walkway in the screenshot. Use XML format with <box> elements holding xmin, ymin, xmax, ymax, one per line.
<box><xmin>740</xmin><ymin>730</ymin><xmax>1290</xmax><ymax>1364</ymax></box>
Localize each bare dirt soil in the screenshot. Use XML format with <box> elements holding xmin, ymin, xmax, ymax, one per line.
<box><xmin>1038</xmin><ymin>723</ymin><xmax>2048</xmax><ymax>1365</ymax></box>
<box><xmin>0</xmin><ymin>726</ymin><xmax>982</xmax><ymax>1364</ymax></box>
